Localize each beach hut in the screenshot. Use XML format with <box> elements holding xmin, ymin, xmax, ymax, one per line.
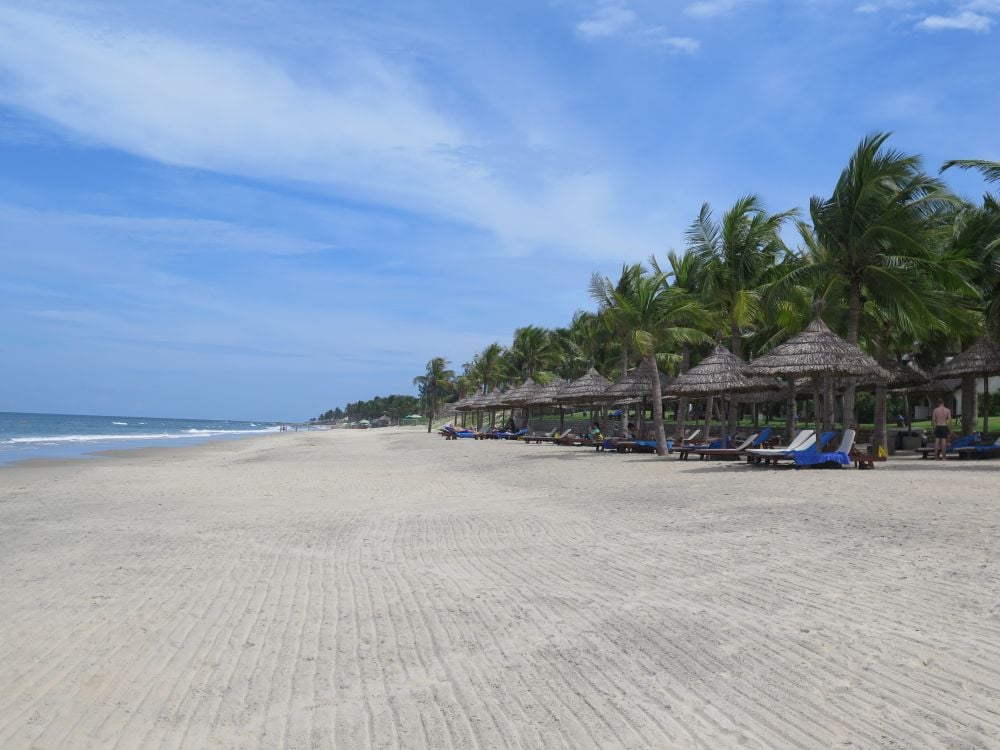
<box><xmin>933</xmin><ymin>336</ymin><xmax>1000</xmax><ymax>434</ymax></box>
<box><xmin>744</xmin><ymin>313</ymin><xmax>890</xmax><ymax>442</ymax></box>
<box><xmin>666</xmin><ymin>345</ymin><xmax>779</xmax><ymax>441</ymax></box>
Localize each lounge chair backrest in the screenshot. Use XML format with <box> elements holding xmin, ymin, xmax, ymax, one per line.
<box><xmin>752</xmin><ymin>427</ymin><xmax>772</xmax><ymax>446</ymax></box>
<box><xmin>686</xmin><ymin>429</ymin><xmax>701</xmax><ymax>442</ymax></box>
<box><xmin>817</xmin><ymin>431</ymin><xmax>837</xmax><ymax>450</ymax></box>
<box><xmin>787</xmin><ymin>429</ymin><xmax>814</xmax><ymax>451</ymax></box>
<box><xmin>834</xmin><ymin>429</ymin><xmax>856</xmax><ymax>454</ymax></box>
<box><xmin>733</xmin><ymin>433</ymin><xmax>758</xmax><ymax>451</ymax></box>
<box><xmin>794</xmin><ymin>434</ymin><xmax>817</xmax><ymax>452</ymax></box>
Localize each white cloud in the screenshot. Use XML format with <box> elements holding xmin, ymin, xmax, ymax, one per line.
<box><xmin>576</xmin><ymin>2</ymin><xmax>636</xmax><ymax>38</ymax></box>
<box><xmin>684</xmin><ymin>0</ymin><xmax>752</xmax><ymax>18</ymax></box>
<box><xmin>917</xmin><ymin>10</ymin><xmax>992</xmax><ymax>30</ymax></box>
<box><xmin>0</xmin><ymin>6</ymin><xmax>660</xmax><ymax>260</ymax></box>
<box><xmin>651</xmin><ymin>34</ymin><xmax>702</xmax><ymax>54</ymax></box>
<box><xmin>855</xmin><ymin>3</ymin><xmax>879</xmax><ymax>13</ymax></box>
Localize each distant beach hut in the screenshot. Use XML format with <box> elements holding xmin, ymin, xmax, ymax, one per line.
<box><xmin>933</xmin><ymin>336</ymin><xmax>1000</xmax><ymax>434</ymax></box>
<box><xmin>666</xmin><ymin>345</ymin><xmax>779</xmax><ymax>440</ymax></box>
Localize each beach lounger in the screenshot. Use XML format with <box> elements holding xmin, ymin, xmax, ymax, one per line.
<box><xmin>748</xmin><ymin>431</ymin><xmax>835</xmax><ymax>466</ymax></box>
<box><xmin>916</xmin><ymin>432</ymin><xmax>978</xmax><ymax>459</ymax></box>
<box><xmin>794</xmin><ymin>429</ymin><xmax>856</xmax><ymax>468</ymax></box>
<box><xmin>527</xmin><ymin>429</ymin><xmax>575</xmax><ymax>445</ymax></box>
<box><xmin>745</xmin><ymin>429</ymin><xmax>814</xmax><ymax>463</ymax></box>
<box><xmin>681</xmin><ymin>433</ymin><xmax>759</xmax><ymax>461</ymax></box>
<box><xmin>955</xmin><ymin>436</ymin><xmax>1000</xmax><ymax>459</ymax></box>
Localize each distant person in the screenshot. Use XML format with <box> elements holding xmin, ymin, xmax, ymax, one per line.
<box><xmin>931</xmin><ymin>398</ymin><xmax>952</xmax><ymax>460</ymax></box>
<box><xmin>588</xmin><ymin>422</ymin><xmax>603</xmax><ymax>441</ymax></box>
<box><xmin>625</xmin><ymin>422</ymin><xmax>637</xmax><ymax>440</ymax></box>
<box><xmin>506</xmin><ymin>417</ymin><xmax>517</xmax><ymax>433</ymax></box>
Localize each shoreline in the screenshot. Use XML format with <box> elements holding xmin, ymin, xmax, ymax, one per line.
<box><xmin>2</xmin><ymin>428</ymin><xmax>998</xmax><ymax>748</ymax></box>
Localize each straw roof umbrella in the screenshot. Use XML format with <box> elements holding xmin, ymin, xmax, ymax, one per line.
<box><xmin>934</xmin><ymin>336</ymin><xmax>1000</xmax><ymax>433</ymax></box>
<box><xmin>603</xmin><ymin>362</ymin><xmax>671</xmax><ymax>404</ymax></box>
<box><xmin>556</xmin><ymin>367</ymin><xmax>614</xmax><ymax>404</ymax></box>
<box><xmin>554</xmin><ymin>367</ymin><xmax>614</xmax><ymax>433</ymax></box>
<box><xmin>745</xmin><ymin>314</ymin><xmax>890</xmax><ymax>439</ymax></box>
<box><xmin>502</xmin><ymin>378</ymin><xmax>545</xmax><ymax>428</ymax></box>
<box><xmin>666</xmin><ymin>345</ymin><xmax>779</xmax><ymax>440</ymax></box>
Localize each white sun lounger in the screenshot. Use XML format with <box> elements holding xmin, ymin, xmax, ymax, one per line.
<box><xmin>745</xmin><ymin>429</ymin><xmax>814</xmax><ymax>458</ymax></box>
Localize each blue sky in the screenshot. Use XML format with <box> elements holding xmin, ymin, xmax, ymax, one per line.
<box><xmin>1</xmin><ymin>0</ymin><xmax>997</xmax><ymax>421</ymax></box>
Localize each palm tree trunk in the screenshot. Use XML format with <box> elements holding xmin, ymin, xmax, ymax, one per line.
<box><xmin>984</xmin><ymin>374</ymin><xmax>991</xmax><ymax>435</ymax></box>
<box><xmin>812</xmin><ymin>378</ymin><xmax>822</xmax><ymax>439</ymax></box>
<box><xmin>647</xmin><ymin>355</ymin><xmax>668</xmax><ymax>456</ymax></box>
<box><xmin>785</xmin><ymin>385</ymin><xmax>796</xmax><ymax>443</ymax></box>
<box><xmin>872</xmin><ymin>333</ymin><xmax>890</xmax><ymax>454</ymax></box>
<box><xmin>961</xmin><ymin>376</ymin><xmax>976</xmax><ymax>436</ymax></box>
<box><xmin>823</xmin><ymin>376</ymin><xmax>835</xmax><ymax>432</ymax></box>
<box><xmin>842</xmin><ymin>278</ymin><xmax>862</xmax><ymax>429</ymax></box>
<box><xmin>675</xmin><ymin>345</ymin><xmax>690</xmax><ymax>441</ymax></box>
<box><xmin>703</xmin><ymin>396</ymin><xmax>714</xmax><ymax>441</ymax></box>
<box><xmin>728</xmin><ymin>326</ymin><xmax>741</xmax><ymax>440</ymax></box>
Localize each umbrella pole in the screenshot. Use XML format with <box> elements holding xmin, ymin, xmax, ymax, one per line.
<box><xmin>813</xmin><ymin>378</ymin><xmax>821</xmax><ymax>440</ymax></box>
<box><xmin>703</xmin><ymin>396</ymin><xmax>713</xmax><ymax>441</ymax></box>
<box><xmin>985</xmin><ymin>374</ymin><xmax>991</xmax><ymax>435</ymax></box>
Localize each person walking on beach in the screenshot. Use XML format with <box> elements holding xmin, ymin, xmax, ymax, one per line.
<box><xmin>931</xmin><ymin>398</ymin><xmax>953</xmax><ymax>460</ymax></box>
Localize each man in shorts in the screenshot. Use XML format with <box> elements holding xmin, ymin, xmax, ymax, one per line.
<box><xmin>931</xmin><ymin>398</ymin><xmax>953</xmax><ymax>460</ymax></box>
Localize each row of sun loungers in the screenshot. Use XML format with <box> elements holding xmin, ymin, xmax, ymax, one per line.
<box><xmin>442</xmin><ymin>419</ymin><xmax>995</xmax><ymax>467</ymax></box>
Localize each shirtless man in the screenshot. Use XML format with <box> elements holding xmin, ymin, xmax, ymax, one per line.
<box><xmin>931</xmin><ymin>398</ymin><xmax>953</xmax><ymax>460</ymax></box>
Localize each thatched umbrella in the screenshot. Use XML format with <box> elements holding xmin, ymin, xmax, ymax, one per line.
<box><xmin>745</xmin><ymin>314</ymin><xmax>890</xmax><ymax>438</ymax></box>
<box><xmin>554</xmin><ymin>367</ymin><xmax>614</xmax><ymax>432</ymax></box>
<box><xmin>502</xmin><ymin>378</ymin><xmax>545</xmax><ymax>428</ymax></box>
<box><xmin>604</xmin><ymin>362</ymin><xmax>671</xmax><ymax>404</ymax></box>
<box><xmin>603</xmin><ymin>362</ymin><xmax>672</xmax><ymax>435</ymax></box>
<box><xmin>666</xmin><ymin>345</ymin><xmax>779</xmax><ymax>439</ymax></box>
<box><xmin>556</xmin><ymin>367</ymin><xmax>614</xmax><ymax>404</ymax></box>
<box><xmin>934</xmin><ymin>336</ymin><xmax>1000</xmax><ymax>433</ymax></box>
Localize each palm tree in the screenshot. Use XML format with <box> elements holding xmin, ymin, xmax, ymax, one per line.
<box><xmin>589</xmin><ymin>264</ymin><xmax>645</xmax><ymax>377</ymax></box>
<box><xmin>413</xmin><ymin>357</ymin><xmax>454</xmax><ymax>433</ymax></box>
<box><xmin>507</xmin><ymin>325</ymin><xmax>561</xmax><ymax>381</ymax></box>
<box><xmin>599</xmin><ymin>268</ymin><xmax>709</xmax><ymax>455</ymax></box>
<box><xmin>686</xmin><ymin>195</ymin><xmax>797</xmax><ymax>435</ymax></box>
<box><xmin>809</xmin><ymin>132</ymin><xmax>959</xmax><ymax>425</ymax></box>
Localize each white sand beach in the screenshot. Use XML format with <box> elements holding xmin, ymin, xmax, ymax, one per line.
<box><xmin>1</xmin><ymin>428</ymin><xmax>998</xmax><ymax>749</ymax></box>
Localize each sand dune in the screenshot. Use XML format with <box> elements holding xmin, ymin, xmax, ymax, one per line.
<box><xmin>1</xmin><ymin>428</ymin><xmax>998</xmax><ymax>748</ymax></box>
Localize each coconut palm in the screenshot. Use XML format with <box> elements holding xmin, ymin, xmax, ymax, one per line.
<box><xmin>808</xmin><ymin>132</ymin><xmax>960</xmax><ymax>425</ymax></box>
<box><xmin>507</xmin><ymin>325</ymin><xmax>561</xmax><ymax>381</ymax></box>
<box><xmin>686</xmin><ymin>195</ymin><xmax>797</xmax><ymax>435</ymax></box>
<box><xmin>589</xmin><ymin>263</ymin><xmax>646</xmax><ymax>377</ymax></box>
<box><xmin>413</xmin><ymin>356</ymin><xmax>455</xmax><ymax>433</ymax></box>
<box><xmin>599</xmin><ymin>268</ymin><xmax>709</xmax><ymax>455</ymax></box>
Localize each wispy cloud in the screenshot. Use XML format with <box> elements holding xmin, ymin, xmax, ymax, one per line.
<box><xmin>917</xmin><ymin>9</ymin><xmax>992</xmax><ymax>30</ymax></box>
<box><xmin>0</xmin><ymin>6</ymin><xmax>658</xmax><ymax>260</ymax></box>
<box><xmin>684</xmin><ymin>0</ymin><xmax>754</xmax><ymax>19</ymax></box>
<box><xmin>576</xmin><ymin>1</ymin><xmax>636</xmax><ymax>38</ymax></box>
<box><xmin>575</xmin><ymin>2</ymin><xmax>701</xmax><ymax>54</ymax></box>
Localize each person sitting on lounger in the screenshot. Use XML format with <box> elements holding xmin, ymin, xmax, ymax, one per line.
<box><xmin>588</xmin><ymin>422</ymin><xmax>603</xmax><ymax>441</ymax></box>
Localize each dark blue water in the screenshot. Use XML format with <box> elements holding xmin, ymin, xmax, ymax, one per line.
<box><xmin>0</xmin><ymin>412</ymin><xmax>278</xmax><ymax>466</ymax></box>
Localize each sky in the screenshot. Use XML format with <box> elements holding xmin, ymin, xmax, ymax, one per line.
<box><xmin>1</xmin><ymin>0</ymin><xmax>998</xmax><ymax>421</ymax></box>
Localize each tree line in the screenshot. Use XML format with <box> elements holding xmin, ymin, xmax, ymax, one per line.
<box><xmin>415</xmin><ymin>133</ymin><xmax>998</xmax><ymax>451</ymax></box>
<box><xmin>314</xmin><ymin>394</ymin><xmax>422</xmax><ymax>423</ymax></box>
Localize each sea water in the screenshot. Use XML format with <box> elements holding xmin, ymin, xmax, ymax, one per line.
<box><xmin>0</xmin><ymin>412</ymin><xmax>279</xmax><ymax>466</ymax></box>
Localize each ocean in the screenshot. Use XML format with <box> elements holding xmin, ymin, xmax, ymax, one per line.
<box><xmin>0</xmin><ymin>412</ymin><xmax>279</xmax><ymax>466</ymax></box>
